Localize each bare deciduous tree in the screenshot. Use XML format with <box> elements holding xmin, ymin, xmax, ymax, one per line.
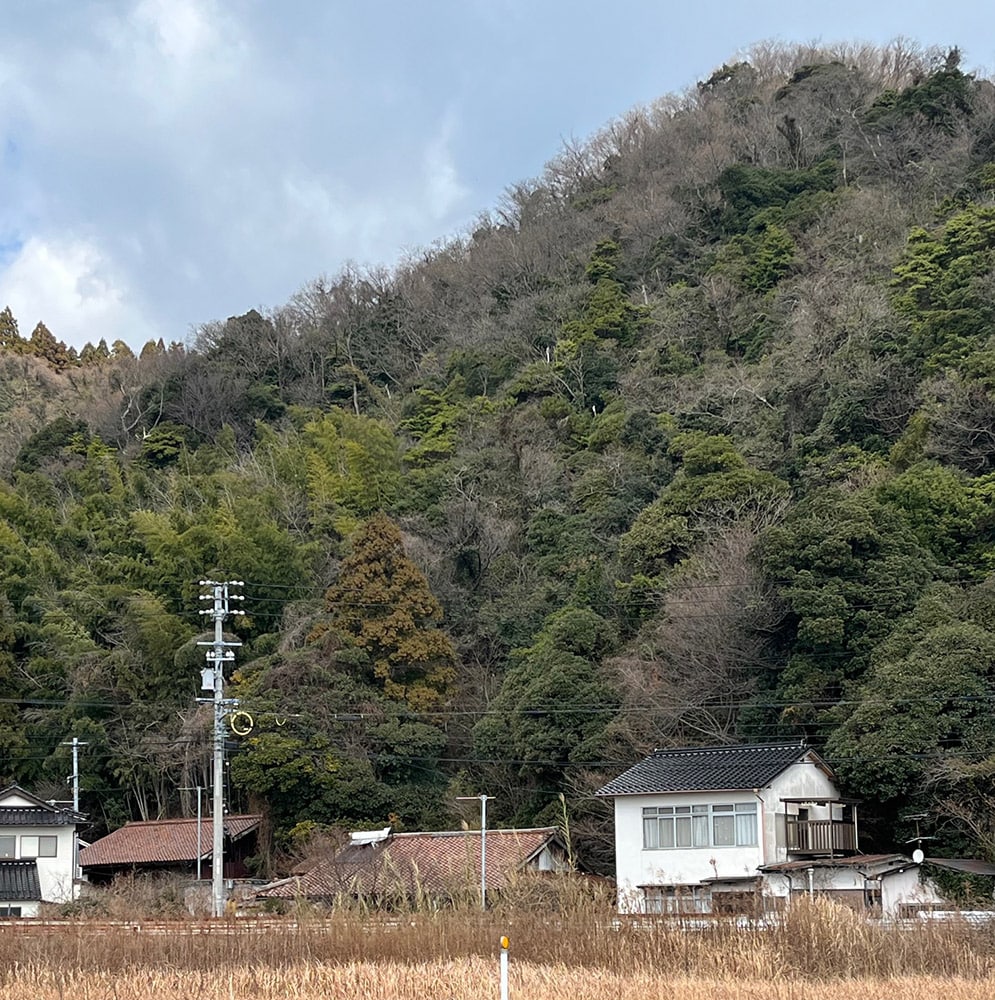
<box><xmin>609</xmin><ymin>516</ymin><xmax>787</xmax><ymax>753</ymax></box>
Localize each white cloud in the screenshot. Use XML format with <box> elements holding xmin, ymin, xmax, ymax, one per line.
<box><xmin>0</xmin><ymin>236</ymin><xmax>156</xmax><ymax>350</ymax></box>
<box><xmin>423</xmin><ymin>112</ymin><xmax>470</xmax><ymax>220</ymax></box>
<box><xmin>131</xmin><ymin>0</ymin><xmax>218</xmax><ymax>64</ymax></box>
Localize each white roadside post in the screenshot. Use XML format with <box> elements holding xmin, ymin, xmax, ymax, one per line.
<box><xmin>499</xmin><ymin>935</ymin><xmax>510</xmax><ymax>1000</ymax></box>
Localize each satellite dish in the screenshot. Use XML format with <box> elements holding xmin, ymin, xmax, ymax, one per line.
<box><xmin>912</xmin><ymin>848</ymin><xmax>925</xmax><ymax>864</ymax></box>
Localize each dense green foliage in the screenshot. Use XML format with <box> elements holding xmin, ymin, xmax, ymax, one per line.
<box><xmin>4</xmin><ymin>41</ymin><xmax>995</xmax><ymax>870</ymax></box>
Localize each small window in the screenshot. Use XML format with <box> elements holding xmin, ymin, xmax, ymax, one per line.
<box><xmin>713</xmin><ymin>804</ymin><xmax>735</xmax><ymax>846</ymax></box>
<box><xmin>643</xmin><ymin>885</ymin><xmax>709</xmax><ymax>915</ymax></box>
<box><xmin>22</xmin><ymin>836</ymin><xmax>57</xmax><ymax>858</ymax></box>
<box><xmin>0</xmin><ymin>837</ymin><xmax>14</xmax><ymax>859</ymax></box>
<box><xmin>0</xmin><ymin>906</ymin><xmax>22</xmax><ymax>918</ymax></box>
<box><xmin>735</xmin><ymin>802</ymin><xmax>758</xmax><ymax>847</ymax></box>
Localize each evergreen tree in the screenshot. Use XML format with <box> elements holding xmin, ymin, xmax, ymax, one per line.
<box><xmin>0</xmin><ymin>307</ymin><xmax>25</xmax><ymax>353</ymax></box>
<box><xmin>27</xmin><ymin>321</ymin><xmax>73</xmax><ymax>369</ymax></box>
<box><xmin>325</xmin><ymin>513</ymin><xmax>457</xmax><ymax>710</ymax></box>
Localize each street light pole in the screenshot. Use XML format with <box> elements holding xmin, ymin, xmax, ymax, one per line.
<box><xmin>457</xmin><ymin>793</ymin><xmax>492</xmax><ymax>910</ymax></box>
<box><xmin>180</xmin><ymin>785</ymin><xmax>204</xmax><ymax>881</ymax></box>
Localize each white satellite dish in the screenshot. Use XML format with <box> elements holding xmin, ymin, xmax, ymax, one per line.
<box><xmin>912</xmin><ymin>848</ymin><xmax>925</xmax><ymax>864</ymax></box>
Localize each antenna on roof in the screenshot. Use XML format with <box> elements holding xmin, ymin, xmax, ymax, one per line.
<box><xmin>902</xmin><ymin>812</ymin><xmax>937</xmax><ymax>864</ymax></box>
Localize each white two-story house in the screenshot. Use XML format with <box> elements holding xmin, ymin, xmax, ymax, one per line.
<box><xmin>597</xmin><ymin>743</ymin><xmax>863</xmax><ymax>915</ymax></box>
<box><xmin>0</xmin><ymin>784</ymin><xmax>83</xmax><ymax>917</ymax></box>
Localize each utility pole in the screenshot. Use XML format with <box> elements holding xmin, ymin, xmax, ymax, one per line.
<box><xmin>60</xmin><ymin>736</ymin><xmax>87</xmax><ymax>894</ymax></box>
<box><xmin>180</xmin><ymin>785</ymin><xmax>205</xmax><ymax>881</ymax></box>
<box><xmin>457</xmin><ymin>793</ymin><xmax>492</xmax><ymax>911</ymax></box>
<box><xmin>198</xmin><ymin>580</ymin><xmax>244</xmax><ymax>918</ymax></box>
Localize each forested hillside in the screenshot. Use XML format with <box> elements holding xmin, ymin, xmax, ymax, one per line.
<box><xmin>4</xmin><ymin>40</ymin><xmax>995</xmax><ymax>873</ymax></box>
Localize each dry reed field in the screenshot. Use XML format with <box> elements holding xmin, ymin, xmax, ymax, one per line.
<box><xmin>2</xmin><ymin>898</ymin><xmax>995</xmax><ymax>999</ymax></box>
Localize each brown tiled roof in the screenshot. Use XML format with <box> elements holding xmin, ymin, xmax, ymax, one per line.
<box><xmin>257</xmin><ymin>827</ymin><xmax>562</xmax><ymax>900</ymax></box>
<box><xmin>79</xmin><ymin>815</ymin><xmax>261</xmax><ymax>868</ymax></box>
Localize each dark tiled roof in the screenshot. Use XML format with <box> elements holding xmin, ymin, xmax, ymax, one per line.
<box><xmin>0</xmin><ymin>807</ymin><xmax>77</xmax><ymax>827</ymax></box>
<box><xmin>79</xmin><ymin>815</ymin><xmax>261</xmax><ymax>868</ymax></box>
<box><xmin>596</xmin><ymin>743</ymin><xmax>821</xmax><ymax>796</ymax></box>
<box><xmin>257</xmin><ymin>827</ymin><xmax>562</xmax><ymax>900</ymax></box>
<box><xmin>0</xmin><ymin>785</ymin><xmax>82</xmax><ymax>827</ymax></box>
<box><xmin>0</xmin><ymin>861</ymin><xmax>41</xmax><ymax>901</ymax></box>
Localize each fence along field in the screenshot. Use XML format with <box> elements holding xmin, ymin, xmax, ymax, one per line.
<box><xmin>3</xmin><ymin>897</ymin><xmax>995</xmax><ymax>999</ymax></box>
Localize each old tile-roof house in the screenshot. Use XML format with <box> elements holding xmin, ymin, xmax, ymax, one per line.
<box><xmin>0</xmin><ymin>784</ymin><xmax>84</xmax><ymax>917</ymax></box>
<box><xmin>597</xmin><ymin>743</ymin><xmax>862</xmax><ymax>915</ymax></box>
<box><xmin>256</xmin><ymin>826</ymin><xmax>571</xmax><ymax>906</ymax></box>
<box><xmin>79</xmin><ymin>814</ymin><xmax>261</xmax><ymax>883</ymax></box>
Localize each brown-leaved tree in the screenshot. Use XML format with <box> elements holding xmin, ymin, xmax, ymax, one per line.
<box><xmin>326</xmin><ymin>512</ymin><xmax>458</xmax><ymax>711</ymax></box>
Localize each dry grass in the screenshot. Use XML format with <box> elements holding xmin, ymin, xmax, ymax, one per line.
<box><xmin>5</xmin><ymin>964</ymin><xmax>995</xmax><ymax>1000</ymax></box>
<box><xmin>2</xmin><ymin>898</ymin><xmax>995</xmax><ymax>999</ymax></box>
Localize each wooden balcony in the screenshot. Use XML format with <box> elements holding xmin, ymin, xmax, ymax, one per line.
<box><xmin>785</xmin><ymin>818</ymin><xmax>857</xmax><ymax>855</ymax></box>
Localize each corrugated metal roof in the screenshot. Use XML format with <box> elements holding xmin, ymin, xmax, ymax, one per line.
<box><xmin>79</xmin><ymin>815</ymin><xmax>261</xmax><ymax>868</ymax></box>
<box><xmin>0</xmin><ymin>861</ymin><xmax>41</xmax><ymax>901</ymax></box>
<box><xmin>596</xmin><ymin>743</ymin><xmax>822</xmax><ymax>796</ymax></box>
<box><xmin>762</xmin><ymin>854</ymin><xmax>908</xmax><ymax>872</ymax></box>
<box><xmin>257</xmin><ymin>827</ymin><xmax>562</xmax><ymax>900</ymax></box>
<box><xmin>925</xmin><ymin>858</ymin><xmax>995</xmax><ymax>877</ymax></box>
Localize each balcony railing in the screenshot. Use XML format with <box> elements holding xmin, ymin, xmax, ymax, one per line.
<box><xmin>785</xmin><ymin>818</ymin><xmax>857</xmax><ymax>855</ymax></box>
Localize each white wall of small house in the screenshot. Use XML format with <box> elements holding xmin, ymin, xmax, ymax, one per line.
<box><xmin>1</xmin><ymin>824</ymin><xmax>77</xmax><ymax>904</ymax></box>
<box><xmin>33</xmin><ymin>825</ymin><xmax>76</xmax><ymax>903</ymax></box>
<box><xmin>531</xmin><ymin>844</ymin><xmax>572</xmax><ymax>872</ymax></box>
<box><xmin>883</xmin><ymin>869</ymin><xmax>943</xmax><ymax>917</ymax></box>
<box><xmin>766</xmin><ymin>865</ymin><xmax>943</xmax><ymax>917</ymax></box>
<box><xmin>0</xmin><ymin>791</ymin><xmax>78</xmax><ymax>907</ymax></box>
<box><xmin>765</xmin><ymin>758</ymin><xmax>842</xmax><ymax>855</ymax></box>
<box><xmin>612</xmin><ymin>757</ymin><xmax>841</xmax><ymax>914</ymax></box>
<box><xmin>614</xmin><ymin>791</ymin><xmax>765</xmax><ymax>913</ymax></box>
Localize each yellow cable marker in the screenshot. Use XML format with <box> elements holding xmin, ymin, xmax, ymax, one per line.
<box><xmin>500</xmin><ymin>935</ymin><xmax>509</xmax><ymax>949</ymax></box>
<box><xmin>229</xmin><ymin>710</ymin><xmax>253</xmax><ymax>736</ymax></box>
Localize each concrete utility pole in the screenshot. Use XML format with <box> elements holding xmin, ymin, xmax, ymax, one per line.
<box><xmin>60</xmin><ymin>736</ymin><xmax>87</xmax><ymax>892</ymax></box>
<box><xmin>180</xmin><ymin>785</ymin><xmax>205</xmax><ymax>881</ymax></box>
<box><xmin>457</xmin><ymin>793</ymin><xmax>492</xmax><ymax>910</ymax></box>
<box><xmin>198</xmin><ymin>580</ymin><xmax>244</xmax><ymax>918</ymax></box>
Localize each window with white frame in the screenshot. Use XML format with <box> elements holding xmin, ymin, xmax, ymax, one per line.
<box><xmin>20</xmin><ymin>835</ymin><xmax>57</xmax><ymax>859</ymax></box>
<box><xmin>642</xmin><ymin>802</ymin><xmax>757</xmax><ymax>849</ymax></box>
<box><xmin>0</xmin><ymin>837</ymin><xmax>14</xmax><ymax>859</ymax></box>
<box><xmin>643</xmin><ymin>885</ymin><xmax>710</xmax><ymax>914</ymax></box>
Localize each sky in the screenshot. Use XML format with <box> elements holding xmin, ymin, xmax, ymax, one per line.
<box><xmin>1</xmin><ymin>1</ymin><xmax>992</xmax><ymax>352</ymax></box>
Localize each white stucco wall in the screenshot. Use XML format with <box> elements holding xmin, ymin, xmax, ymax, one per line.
<box><xmin>882</xmin><ymin>869</ymin><xmax>942</xmax><ymax>917</ymax></box>
<box><xmin>612</xmin><ymin>756</ymin><xmax>841</xmax><ymax>913</ymax></box>
<box><xmin>762</xmin><ymin>864</ymin><xmax>945</xmax><ymax>917</ymax></box>
<box><xmin>614</xmin><ymin>791</ymin><xmax>764</xmax><ymax>911</ymax></box>
<box><xmin>1</xmin><ymin>792</ymin><xmax>78</xmax><ymax>908</ymax></box>
<box><xmin>28</xmin><ymin>824</ymin><xmax>77</xmax><ymax>903</ymax></box>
